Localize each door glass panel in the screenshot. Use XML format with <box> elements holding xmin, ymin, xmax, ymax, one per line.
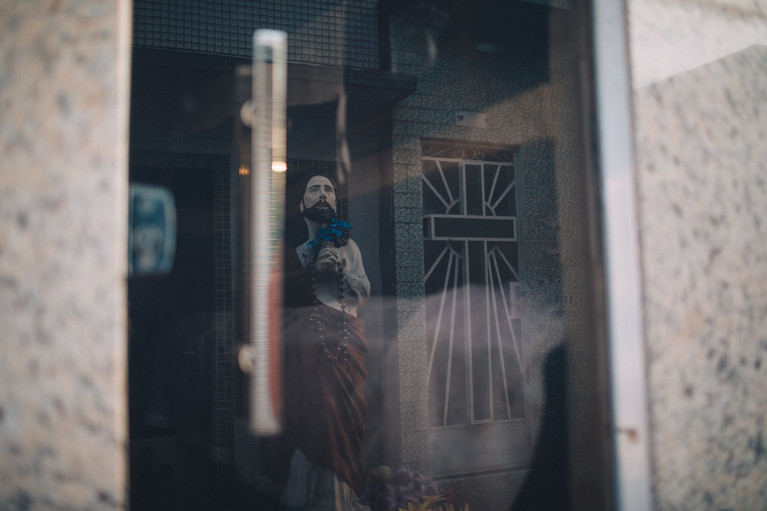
<box><xmin>128</xmin><ymin>1</ymin><xmax>610</xmax><ymax>510</ymax></box>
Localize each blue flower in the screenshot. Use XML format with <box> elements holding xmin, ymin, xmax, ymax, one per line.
<box><xmin>307</xmin><ymin>218</ymin><xmax>352</xmax><ymax>250</ymax></box>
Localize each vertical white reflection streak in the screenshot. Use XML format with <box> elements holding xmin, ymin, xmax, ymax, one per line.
<box><xmin>250</xmin><ymin>29</ymin><xmax>286</xmax><ymax>436</ymax></box>
<box><xmin>593</xmin><ymin>0</ymin><xmax>652</xmax><ymax>509</ymax></box>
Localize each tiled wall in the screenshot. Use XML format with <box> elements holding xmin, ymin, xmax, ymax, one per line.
<box><xmin>133</xmin><ymin>0</ymin><xmax>380</xmax><ymax>69</ymax></box>
<box><xmin>628</xmin><ymin>1</ymin><xmax>767</xmax><ymax>508</ymax></box>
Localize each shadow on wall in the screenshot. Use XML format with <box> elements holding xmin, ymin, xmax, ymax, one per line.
<box><xmin>511</xmin><ymin>344</ymin><xmax>570</xmax><ymax>511</ymax></box>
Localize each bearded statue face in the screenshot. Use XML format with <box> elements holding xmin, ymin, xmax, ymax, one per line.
<box><xmin>300</xmin><ymin>175</ymin><xmax>337</xmax><ymax>224</ymax></box>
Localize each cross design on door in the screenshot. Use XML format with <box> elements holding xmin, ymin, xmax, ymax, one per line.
<box><xmin>421</xmin><ymin>140</ymin><xmax>528</xmax><ymax>475</ymax></box>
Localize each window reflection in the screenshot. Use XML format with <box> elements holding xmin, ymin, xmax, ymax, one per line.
<box><xmin>128</xmin><ymin>1</ymin><xmax>608</xmax><ymax>510</ymax></box>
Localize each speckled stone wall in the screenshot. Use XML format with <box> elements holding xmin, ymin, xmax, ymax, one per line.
<box><xmin>0</xmin><ymin>1</ymin><xmax>131</xmax><ymax>509</ymax></box>
<box><xmin>629</xmin><ymin>0</ymin><xmax>767</xmax><ymax>508</ymax></box>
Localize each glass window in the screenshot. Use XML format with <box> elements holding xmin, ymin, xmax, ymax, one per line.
<box><xmin>127</xmin><ymin>1</ymin><xmax>611</xmax><ymax>510</ymax></box>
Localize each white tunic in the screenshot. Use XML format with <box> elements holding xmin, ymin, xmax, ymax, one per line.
<box><xmin>294</xmin><ymin>239</ymin><xmax>370</xmax><ymax>317</ymax></box>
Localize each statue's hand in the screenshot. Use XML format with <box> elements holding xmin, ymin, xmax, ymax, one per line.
<box><xmin>315</xmin><ymin>247</ymin><xmax>344</xmax><ymax>274</ymax></box>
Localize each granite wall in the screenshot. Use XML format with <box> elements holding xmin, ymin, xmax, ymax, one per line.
<box><xmin>628</xmin><ymin>0</ymin><xmax>767</xmax><ymax>508</ymax></box>
<box><xmin>0</xmin><ymin>1</ymin><xmax>132</xmax><ymax>510</ymax></box>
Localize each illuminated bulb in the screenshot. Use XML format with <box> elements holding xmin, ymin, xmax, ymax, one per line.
<box><xmin>271</xmin><ymin>161</ymin><xmax>287</xmax><ymax>172</ymax></box>
<box><xmin>238</xmin><ymin>165</ymin><xmax>250</xmax><ymax>176</ymax></box>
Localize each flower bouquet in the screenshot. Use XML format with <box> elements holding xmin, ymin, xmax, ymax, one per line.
<box><xmin>359</xmin><ymin>466</ymin><xmax>470</xmax><ymax>511</ymax></box>
<box><xmin>307</xmin><ymin>218</ymin><xmax>351</xmax><ymax>249</ymax></box>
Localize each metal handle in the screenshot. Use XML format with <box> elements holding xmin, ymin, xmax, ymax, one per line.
<box><xmin>247</xmin><ymin>29</ymin><xmax>287</xmax><ymax>435</ymax></box>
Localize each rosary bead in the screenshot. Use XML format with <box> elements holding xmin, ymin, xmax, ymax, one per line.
<box><xmin>308</xmin><ymin>249</ymin><xmax>350</xmax><ymax>366</ymax></box>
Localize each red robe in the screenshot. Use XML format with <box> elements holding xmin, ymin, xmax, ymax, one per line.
<box><xmin>283</xmin><ymin>246</ymin><xmax>369</xmax><ymax>492</ymax></box>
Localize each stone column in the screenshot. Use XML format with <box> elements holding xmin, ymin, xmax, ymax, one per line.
<box><xmin>0</xmin><ymin>1</ymin><xmax>132</xmax><ymax>509</ymax></box>
<box><xmin>628</xmin><ymin>0</ymin><xmax>767</xmax><ymax>508</ymax></box>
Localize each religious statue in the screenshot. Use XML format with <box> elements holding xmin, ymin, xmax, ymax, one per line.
<box><xmin>280</xmin><ymin>174</ymin><xmax>372</xmax><ymax>510</ymax></box>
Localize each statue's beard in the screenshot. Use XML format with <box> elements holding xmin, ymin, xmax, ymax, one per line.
<box><xmin>301</xmin><ymin>201</ymin><xmax>336</xmax><ymax>224</ymax></box>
